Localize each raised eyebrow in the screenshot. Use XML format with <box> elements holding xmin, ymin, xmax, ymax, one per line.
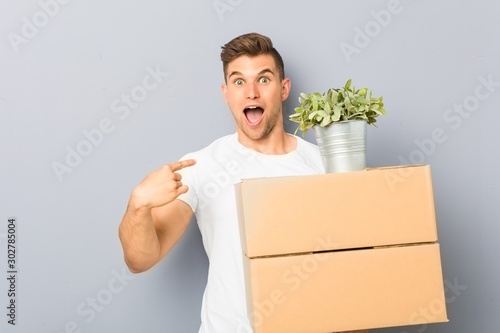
<box><xmin>258</xmin><ymin>68</ymin><xmax>275</xmax><ymax>77</ymax></box>
<box><xmin>228</xmin><ymin>71</ymin><xmax>243</xmax><ymax>80</ymax></box>
<box><xmin>228</xmin><ymin>68</ymin><xmax>276</xmax><ymax>80</ymax></box>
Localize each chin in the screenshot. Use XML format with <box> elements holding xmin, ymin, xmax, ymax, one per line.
<box><xmin>241</xmin><ymin>126</ymin><xmax>273</xmax><ymax>142</ymax></box>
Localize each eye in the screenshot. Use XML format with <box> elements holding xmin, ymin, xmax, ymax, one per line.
<box><xmin>234</xmin><ymin>79</ymin><xmax>244</xmax><ymax>85</ymax></box>
<box><xmin>259</xmin><ymin>77</ymin><xmax>270</xmax><ymax>84</ymax></box>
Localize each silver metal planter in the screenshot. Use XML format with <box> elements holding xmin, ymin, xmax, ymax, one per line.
<box><xmin>313</xmin><ymin>119</ymin><xmax>367</xmax><ymax>173</ymax></box>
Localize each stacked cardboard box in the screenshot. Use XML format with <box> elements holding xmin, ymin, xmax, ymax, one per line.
<box><xmin>235</xmin><ymin>165</ymin><xmax>448</xmax><ymax>333</ymax></box>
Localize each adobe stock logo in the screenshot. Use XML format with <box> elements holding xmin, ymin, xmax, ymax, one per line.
<box><xmin>237</xmin><ymin>236</ymin><xmax>339</xmax><ymax>333</ymax></box>
<box><xmin>400</xmin><ymin>277</ymin><xmax>467</xmax><ymax>333</ymax></box>
<box><xmin>51</xmin><ymin>65</ymin><xmax>170</xmax><ymax>182</ymax></box>
<box><xmin>213</xmin><ymin>0</ymin><xmax>245</xmax><ymax>21</ymax></box>
<box><xmin>339</xmin><ymin>0</ymin><xmax>407</xmax><ymax>63</ymax></box>
<box><xmin>398</xmin><ymin>74</ymin><xmax>499</xmax><ymax>167</ymax></box>
<box><xmin>7</xmin><ymin>0</ymin><xmax>72</xmax><ymax>53</ymax></box>
<box><xmin>383</xmin><ymin>74</ymin><xmax>499</xmax><ymax>192</ymax></box>
<box><xmin>56</xmin><ymin>266</ymin><xmax>136</xmax><ymax>333</ymax></box>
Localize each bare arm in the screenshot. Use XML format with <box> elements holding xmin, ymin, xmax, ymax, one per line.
<box><xmin>118</xmin><ymin>159</ymin><xmax>196</xmax><ymax>273</ymax></box>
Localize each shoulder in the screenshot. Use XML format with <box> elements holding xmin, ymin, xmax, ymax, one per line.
<box><xmin>292</xmin><ymin>135</ymin><xmax>325</xmax><ymax>172</ymax></box>
<box><xmin>294</xmin><ymin>135</ymin><xmax>320</xmax><ymax>155</ymax></box>
<box><xmin>180</xmin><ymin>133</ymin><xmax>237</xmax><ymax>161</ymax></box>
<box><xmin>178</xmin><ymin>133</ymin><xmax>240</xmax><ymax>179</ymax></box>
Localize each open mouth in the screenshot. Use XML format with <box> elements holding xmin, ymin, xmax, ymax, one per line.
<box><xmin>244</xmin><ymin>106</ymin><xmax>264</xmax><ymax>126</ymax></box>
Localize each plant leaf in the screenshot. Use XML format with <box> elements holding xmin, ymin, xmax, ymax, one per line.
<box><xmin>312</xmin><ymin>94</ymin><xmax>318</xmax><ymax>110</ymax></box>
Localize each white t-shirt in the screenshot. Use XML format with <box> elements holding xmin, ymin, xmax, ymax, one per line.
<box><xmin>177</xmin><ymin>133</ymin><xmax>324</xmax><ymax>333</ymax></box>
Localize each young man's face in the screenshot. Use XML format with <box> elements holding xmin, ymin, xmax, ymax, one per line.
<box><xmin>222</xmin><ymin>54</ymin><xmax>291</xmax><ymax>143</ymax></box>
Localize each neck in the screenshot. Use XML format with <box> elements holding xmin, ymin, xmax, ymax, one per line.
<box><xmin>237</xmin><ymin>128</ymin><xmax>297</xmax><ymax>155</ymax></box>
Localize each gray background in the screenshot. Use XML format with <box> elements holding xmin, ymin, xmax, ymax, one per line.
<box><xmin>1</xmin><ymin>0</ymin><xmax>498</xmax><ymax>332</ymax></box>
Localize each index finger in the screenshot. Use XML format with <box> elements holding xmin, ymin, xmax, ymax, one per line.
<box><xmin>171</xmin><ymin>159</ymin><xmax>197</xmax><ymax>172</ymax></box>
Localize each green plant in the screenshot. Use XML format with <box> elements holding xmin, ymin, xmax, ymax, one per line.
<box><xmin>289</xmin><ymin>79</ymin><xmax>387</xmax><ymax>136</ymax></box>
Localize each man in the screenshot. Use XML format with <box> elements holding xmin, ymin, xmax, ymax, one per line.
<box><xmin>118</xmin><ymin>33</ymin><xmax>367</xmax><ymax>333</ymax></box>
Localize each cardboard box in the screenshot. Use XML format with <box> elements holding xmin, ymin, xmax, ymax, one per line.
<box><xmin>235</xmin><ymin>165</ymin><xmax>448</xmax><ymax>332</ymax></box>
<box><xmin>236</xmin><ymin>165</ymin><xmax>438</xmax><ymax>258</ymax></box>
<box><xmin>243</xmin><ymin>243</ymin><xmax>446</xmax><ymax>332</ymax></box>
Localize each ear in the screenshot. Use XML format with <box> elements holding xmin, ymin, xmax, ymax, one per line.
<box><xmin>281</xmin><ymin>78</ymin><xmax>291</xmax><ymax>102</ymax></box>
<box><xmin>221</xmin><ymin>83</ymin><xmax>228</xmax><ymax>103</ymax></box>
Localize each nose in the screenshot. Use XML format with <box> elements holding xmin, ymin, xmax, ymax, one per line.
<box><xmin>246</xmin><ymin>82</ymin><xmax>259</xmax><ymax>99</ymax></box>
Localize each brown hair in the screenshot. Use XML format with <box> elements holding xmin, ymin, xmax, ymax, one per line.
<box><xmin>220</xmin><ymin>32</ymin><xmax>285</xmax><ymax>82</ymax></box>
